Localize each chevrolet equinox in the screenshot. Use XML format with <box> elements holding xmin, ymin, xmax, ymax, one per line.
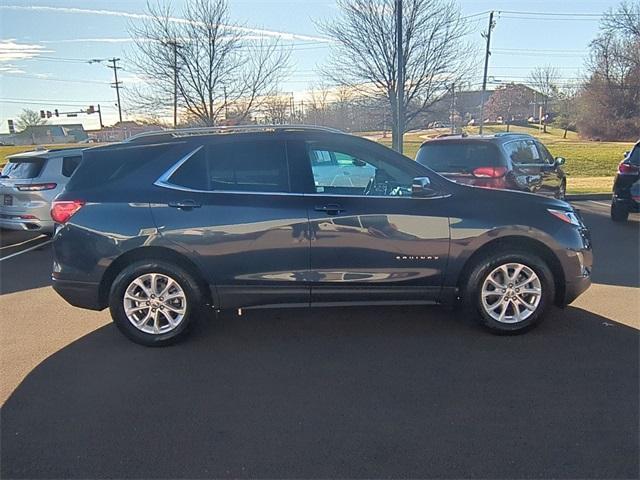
<box><xmin>51</xmin><ymin>126</ymin><xmax>592</xmax><ymax>346</ymax></box>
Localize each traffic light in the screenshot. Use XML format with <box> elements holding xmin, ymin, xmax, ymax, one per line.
<box><xmin>40</xmin><ymin>110</ymin><xmax>45</xmax><ymax>119</ymax></box>
<box><xmin>87</xmin><ymin>105</ymin><xmax>95</xmax><ymax>114</ymax></box>
<box><xmin>46</xmin><ymin>111</ymin><xmax>52</xmax><ymax>118</ymax></box>
<box><xmin>7</xmin><ymin>119</ymin><xmax>15</xmax><ymax>134</ymax></box>
<box><xmin>54</xmin><ymin>109</ymin><xmax>59</xmax><ymax>117</ymax></box>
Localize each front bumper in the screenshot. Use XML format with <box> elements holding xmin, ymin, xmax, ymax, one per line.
<box><xmin>52</xmin><ymin>276</ymin><xmax>103</xmax><ymax>311</ymax></box>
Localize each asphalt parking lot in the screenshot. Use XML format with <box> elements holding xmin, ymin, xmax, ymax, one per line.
<box><xmin>0</xmin><ymin>201</ymin><xmax>638</xmax><ymax>479</ymax></box>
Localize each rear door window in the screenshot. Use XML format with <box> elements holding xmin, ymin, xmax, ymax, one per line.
<box><xmin>504</xmin><ymin>140</ymin><xmax>544</xmax><ymax>165</ymax></box>
<box><xmin>61</xmin><ymin>155</ymin><xmax>82</xmax><ymax>177</ymax></box>
<box><xmin>416</xmin><ymin>142</ymin><xmax>501</xmax><ymax>174</ymax></box>
<box><xmin>167</xmin><ymin>140</ymin><xmax>290</xmax><ymax>193</ymax></box>
<box><xmin>1</xmin><ymin>157</ymin><xmax>46</xmax><ymax>179</ymax></box>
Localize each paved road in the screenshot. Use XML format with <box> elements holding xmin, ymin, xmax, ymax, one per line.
<box><xmin>1</xmin><ymin>202</ymin><xmax>638</xmax><ymax>479</ymax></box>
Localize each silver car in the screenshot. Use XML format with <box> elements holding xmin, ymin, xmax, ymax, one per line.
<box><xmin>0</xmin><ymin>148</ymin><xmax>84</xmax><ymax>234</ymax></box>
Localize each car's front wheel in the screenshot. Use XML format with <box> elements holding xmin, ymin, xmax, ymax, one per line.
<box><xmin>465</xmin><ymin>252</ymin><xmax>554</xmax><ymax>334</ymax></box>
<box><xmin>109</xmin><ymin>260</ymin><xmax>204</xmax><ymax>346</ymax></box>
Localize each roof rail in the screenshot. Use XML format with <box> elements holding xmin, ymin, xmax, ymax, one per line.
<box><xmin>126</xmin><ymin>124</ymin><xmax>344</xmax><ymax>143</ymax></box>
<box><xmin>493</xmin><ymin>132</ymin><xmax>531</xmax><ymax>137</ymax></box>
<box><xmin>435</xmin><ymin>132</ymin><xmax>468</xmax><ymax>138</ymax></box>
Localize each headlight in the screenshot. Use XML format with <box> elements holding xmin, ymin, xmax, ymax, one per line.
<box><xmin>548</xmin><ymin>208</ymin><xmax>581</xmax><ymax>226</ymax></box>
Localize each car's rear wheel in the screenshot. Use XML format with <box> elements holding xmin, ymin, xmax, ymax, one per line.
<box><xmin>610</xmin><ymin>200</ymin><xmax>629</xmax><ymax>222</ymax></box>
<box><xmin>465</xmin><ymin>252</ymin><xmax>553</xmax><ymax>334</ymax></box>
<box><xmin>109</xmin><ymin>260</ymin><xmax>203</xmax><ymax>346</ymax></box>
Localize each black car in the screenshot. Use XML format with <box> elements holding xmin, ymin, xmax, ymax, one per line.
<box><xmin>611</xmin><ymin>141</ymin><xmax>640</xmax><ymax>222</ymax></box>
<box><xmin>51</xmin><ymin>126</ymin><xmax>592</xmax><ymax>346</ymax></box>
<box><xmin>415</xmin><ymin>133</ymin><xmax>567</xmax><ymax>199</ymax></box>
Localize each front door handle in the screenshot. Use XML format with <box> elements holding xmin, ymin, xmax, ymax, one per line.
<box><xmin>314</xmin><ymin>204</ymin><xmax>344</xmax><ymax>215</ymax></box>
<box><xmin>168</xmin><ymin>199</ymin><xmax>201</xmax><ymax>210</ymax></box>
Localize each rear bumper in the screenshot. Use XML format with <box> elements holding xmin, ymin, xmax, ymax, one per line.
<box><xmin>52</xmin><ymin>277</ymin><xmax>103</xmax><ymax>311</ymax></box>
<box><xmin>0</xmin><ymin>216</ymin><xmax>54</xmax><ymax>232</ymax></box>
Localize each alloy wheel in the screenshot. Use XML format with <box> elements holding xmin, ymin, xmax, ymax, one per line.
<box><xmin>480</xmin><ymin>263</ymin><xmax>542</xmax><ymax>324</ymax></box>
<box><xmin>123</xmin><ymin>273</ymin><xmax>187</xmax><ymax>334</ymax></box>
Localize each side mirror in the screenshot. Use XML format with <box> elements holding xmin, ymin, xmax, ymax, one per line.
<box><xmin>623</xmin><ymin>151</ymin><xmax>630</xmax><ymax>159</ymax></box>
<box><xmin>554</xmin><ymin>157</ymin><xmax>566</xmax><ymax>167</ymax></box>
<box><xmin>412</xmin><ymin>177</ymin><xmax>436</xmax><ymax>197</ymax></box>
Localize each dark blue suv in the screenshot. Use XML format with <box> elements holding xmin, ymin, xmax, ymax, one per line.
<box><xmin>51</xmin><ymin>126</ymin><xmax>592</xmax><ymax>346</ymax></box>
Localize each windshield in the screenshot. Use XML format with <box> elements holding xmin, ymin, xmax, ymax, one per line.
<box><xmin>416</xmin><ymin>142</ymin><xmax>501</xmax><ymax>173</ymax></box>
<box><xmin>1</xmin><ymin>157</ymin><xmax>46</xmax><ymax>179</ymax></box>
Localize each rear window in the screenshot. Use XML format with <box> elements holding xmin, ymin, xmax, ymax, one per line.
<box><xmin>416</xmin><ymin>142</ymin><xmax>501</xmax><ymax>173</ymax></box>
<box><xmin>61</xmin><ymin>155</ymin><xmax>82</xmax><ymax>177</ymax></box>
<box><xmin>1</xmin><ymin>157</ymin><xmax>46</xmax><ymax>179</ymax></box>
<box><xmin>65</xmin><ymin>143</ymin><xmax>177</xmax><ymax>192</ymax></box>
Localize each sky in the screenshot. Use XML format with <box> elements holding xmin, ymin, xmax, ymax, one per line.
<box><xmin>0</xmin><ymin>0</ymin><xmax>623</xmax><ymax>132</ymax></box>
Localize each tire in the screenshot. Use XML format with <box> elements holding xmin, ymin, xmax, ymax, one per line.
<box><xmin>610</xmin><ymin>201</ymin><xmax>629</xmax><ymax>222</ymax></box>
<box><xmin>464</xmin><ymin>251</ymin><xmax>554</xmax><ymax>334</ymax></box>
<box><xmin>109</xmin><ymin>260</ymin><xmax>204</xmax><ymax>346</ymax></box>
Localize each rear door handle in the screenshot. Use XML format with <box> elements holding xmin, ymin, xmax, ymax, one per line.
<box><xmin>314</xmin><ymin>204</ymin><xmax>344</xmax><ymax>215</ymax></box>
<box><xmin>168</xmin><ymin>199</ymin><xmax>201</xmax><ymax>210</ymax></box>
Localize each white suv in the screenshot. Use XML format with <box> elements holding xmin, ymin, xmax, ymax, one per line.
<box><xmin>0</xmin><ymin>147</ymin><xmax>84</xmax><ymax>234</ymax></box>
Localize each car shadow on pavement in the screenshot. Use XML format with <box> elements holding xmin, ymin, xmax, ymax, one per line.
<box><xmin>2</xmin><ymin>305</ymin><xmax>638</xmax><ymax>479</ymax></box>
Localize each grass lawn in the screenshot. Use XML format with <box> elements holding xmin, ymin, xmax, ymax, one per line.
<box><xmin>372</xmin><ymin>124</ymin><xmax>633</xmax><ymax>194</ymax></box>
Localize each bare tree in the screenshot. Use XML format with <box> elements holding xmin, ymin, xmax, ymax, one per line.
<box><xmin>263</xmin><ymin>94</ymin><xmax>292</xmax><ymax>124</ymax></box>
<box><xmin>319</xmin><ymin>0</ymin><xmax>472</xmax><ymax>149</ymax></box>
<box><xmin>601</xmin><ymin>0</ymin><xmax>640</xmax><ymax>37</ymax></box>
<box><xmin>553</xmin><ymin>86</ymin><xmax>578</xmax><ymax>139</ymax></box>
<box><xmin>528</xmin><ymin>65</ymin><xmax>559</xmax><ymax>133</ymax></box>
<box><xmin>579</xmin><ymin>1</ymin><xmax>640</xmax><ymax>140</ymax></box>
<box><xmin>15</xmin><ymin>109</ymin><xmax>47</xmax><ymax>132</ymax></box>
<box><xmin>484</xmin><ymin>83</ymin><xmax>532</xmax><ymax>132</ymax></box>
<box><xmin>128</xmin><ymin>0</ymin><xmax>290</xmax><ymax>126</ymax></box>
<box><xmin>306</xmin><ymin>82</ymin><xmax>332</xmax><ymax>125</ymax></box>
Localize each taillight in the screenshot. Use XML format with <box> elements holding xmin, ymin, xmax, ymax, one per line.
<box><xmin>472</xmin><ymin>166</ymin><xmax>507</xmax><ymax>178</ymax></box>
<box><xmin>618</xmin><ymin>162</ymin><xmax>639</xmax><ymax>175</ymax></box>
<box><xmin>51</xmin><ymin>200</ymin><xmax>85</xmax><ymax>224</ymax></box>
<box><xmin>16</xmin><ymin>183</ymin><xmax>57</xmax><ymax>191</ymax></box>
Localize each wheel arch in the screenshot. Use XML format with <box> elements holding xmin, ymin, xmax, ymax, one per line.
<box><xmin>98</xmin><ymin>246</ymin><xmax>214</xmax><ymax>309</ymax></box>
<box><xmin>456</xmin><ymin>236</ymin><xmax>565</xmax><ymax>305</ymax></box>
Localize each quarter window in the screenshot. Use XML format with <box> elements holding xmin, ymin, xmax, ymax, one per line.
<box><xmin>61</xmin><ymin>156</ymin><xmax>82</xmax><ymax>177</ymax></box>
<box><xmin>166</xmin><ymin>140</ymin><xmax>290</xmax><ymax>193</ymax></box>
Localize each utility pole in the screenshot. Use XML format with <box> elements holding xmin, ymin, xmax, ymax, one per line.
<box><xmin>108</xmin><ymin>58</ymin><xmax>123</xmax><ymax>124</ymax></box>
<box><xmin>97</xmin><ymin>104</ymin><xmax>104</xmax><ymax>129</ymax></box>
<box><xmin>396</xmin><ymin>0</ymin><xmax>404</xmax><ymax>154</ymax></box>
<box><xmin>478</xmin><ymin>11</ymin><xmax>495</xmax><ymax>135</ymax></box>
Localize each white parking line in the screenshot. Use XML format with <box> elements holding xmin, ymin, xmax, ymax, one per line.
<box><xmin>0</xmin><ymin>240</ymin><xmax>52</xmax><ymax>262</ymax></box>
<box><xmin>589</xmin><ymin>201</ymin><xmax>611</xmax><ymax>208</ymax></box>
<box><xmin>0</xmin><ymin>234</ymin><xmax>46</xmax><ymax>251</ymax></box>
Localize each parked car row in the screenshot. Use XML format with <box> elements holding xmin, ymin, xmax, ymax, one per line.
<box><xmin>4</xmin><ymin>128</ymin><xmax>635</xmax><ymax>346</ymax></box>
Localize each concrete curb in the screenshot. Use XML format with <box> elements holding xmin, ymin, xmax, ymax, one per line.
<box><xmin>566</xmin><ymin>193</ymin><xmax>612</xmax><ymax>201</ymax></box>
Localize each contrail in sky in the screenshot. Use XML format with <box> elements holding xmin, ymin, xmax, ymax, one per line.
<box><xmin>0</xmin><ymin>5</ymin><xmax>331</xmax><ymax>43</ymax></box>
